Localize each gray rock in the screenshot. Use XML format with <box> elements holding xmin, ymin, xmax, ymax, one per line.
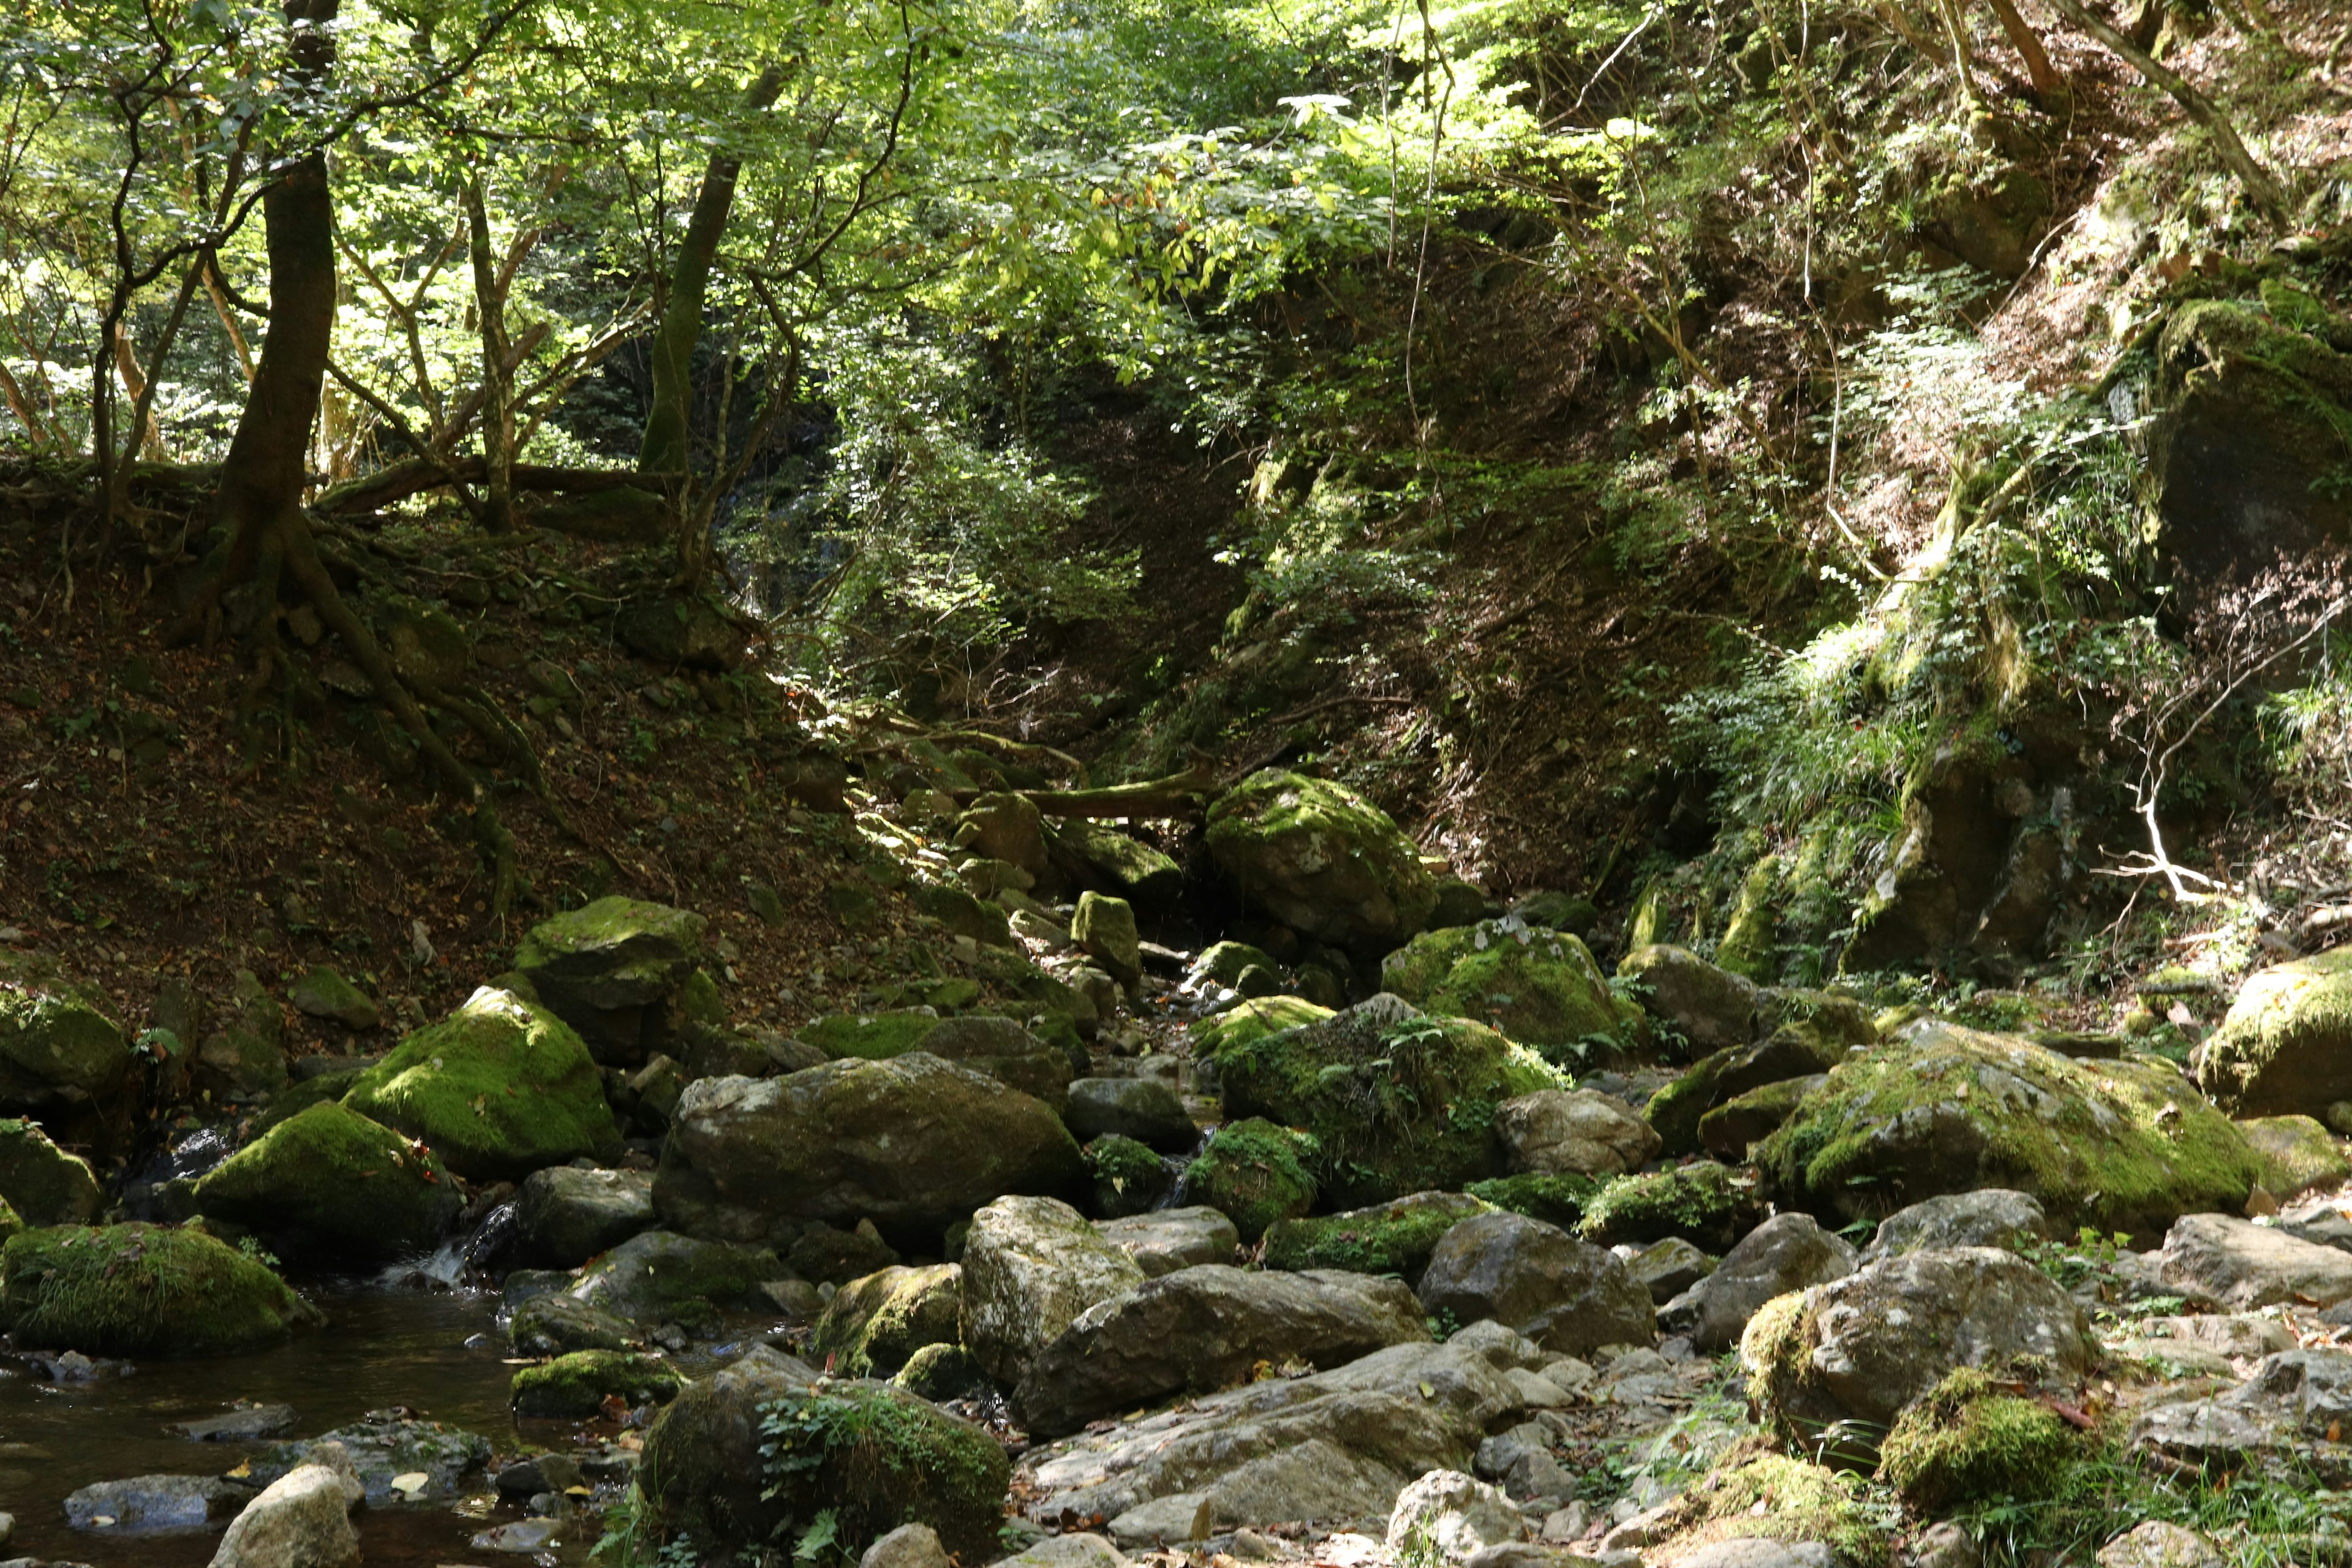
<box><xmin>1675</xmin><ymin>1543</ymin><xmax>1831</xmax><ymax>1568</ymax></box>
<box><xmin>1910</xmin><ymin>1520</ymin><xmax>1980</xmax><ymax>1568</ymax></box>
<box><xmin>962</xmin><ymin>1196</ymin><xmax>1147</xmax><ymax>1386</ymax></box>
<box><xmin>2157</xmin><ymin>1213</ymin><xmax>2352</xmax><ymax>1310</ymax></box>
<box><xmin>1859</xmin><ymin>1190</ymin><xmax>2049</xmax><ymax>1264</ymax></box>
<box><xmin>861</xmin><ymin>1523</ymin><xmax>952</xmax><ymax>1568</ymax></box>
<box><xmin>1417</xmin><ymin>1212</ymin><xmax>1655</xmax><ymax>1357</ymax></box>
<box><xmin>655</xmin><ymin>1056</ymin><xmax>1084</xmax><ymax>1245</ymax></box>
<box><xmin>472</xmin><ymin>1520</ymin><xmax>565</xmax><ymax>1553</ymax></box>
<box><xmin>1387</xmin><ymin>1470</ymin><xmax>1523</xmax><ymax>1561</ymax></box>
<box><xmin>567</xmin><ymin>1230</ymin><xmax>780</xmax><ymax>1322</ymax></box>
<box><xmin>2130</xmin><ymin>1348</ymin><xmax>2352</xmax><ymax>1471</ymax></box>
<box><xmin>2277</xmin><ymin>1197</ymin><xmax>2352</xmax><ymax>1253</ymax></box>
<box><xmin>247</xmin><ymin>1412</ymin><xmax>492</xmax><ymax>1502</ymax></box>
<box><xmin>1097</xmin><ymin>1207</ymin><xmax>1240</xmax><ymax>1278</ymax></box>
<box><xmin>1694</xmin><ymin>1213</ymin><xmax>1856</xmax><ymax>1352</ymax></box>
<box><xmin>509</xmin><ymin>1294</ymin><xmax>640</xmax><ymax>1355</ymax></box>
<box><xmin>636</xmin><ymin>1346</ymin><xmax>821</xmax><ymax>1549</ymax></box>
<box><xmin>1032</xmin><ymin>1339</ymin><xmax>1523</xmax><ymax>1544</ymax></box>
<box><xmin>168</xmin><ymin>1403</ymin><xmax>298</xmax><ymax>1442</ymax></box>
<box><xmin>1746</xmin><ymin>1246</ymin><xmax>2096</xmax><ymax>1431</ymax></box>
<box><xmin>2097</xmin><ymin>1522</ymin><xmax>2226</xmax><ymax>1568</ymax></box>
<box><xmin>1616</xmin><ymin>946</ymin><xmax>1757</xmax><ymax>1052</ymax></box>
<box><xmin>1474</xmin><ymin>1423</ymin><xmax>1576</xmax><ymax>1502</ymax></box>
<box><xmin>1496</xmin><ymin>1091</ymin><xmax>1660</xmax><ymax>1178</ymax></box>
<box><xmin>995</xmin><ymin>1534</ymin><xmax>1130</xmax><ymax>1568</ymax></box>
<box><xmin>1066</xmin><ymin>1079</ymin><xmax>1196</xmax><ymax>1153</ymax></box>
<box><xmin>1014</xmin><ymin>1265</ymin><xmax>1429</xmax><ymax>1438</ymax></box>
<box><xmin>494</xmin><ymin>1454</ymin><xmax>584</xmax><ymax>1498</ymax></box>
<box><xmin>208</xmin><ymin>1447</ymin><xmax>362</xmax><ymax>1568</ymax></box>
<box><xmin>1073</xmin><ymin>894</ymin><xmax>1144</xmax><ymax>990</ymax></box>
<box><xmin>1626</xmin><ymin>1237</ymin><xmax>1713</xmax><ymax>1304</ymax></box>
<box><xmin>908</xmin><ymin>1017</ymin><xmax>1077</xmax><ymax>1112</ymax></box>
<box><xmin>511</xmin><ymin>897</ymin><xmax>709</xmax><ymax>1068</ymax></box>
<box><xmin>67</xmin><ymin>1474</ymin><xmax>252</xmax><ymax>1531</ymax></box>
<box><xmin>287</xmin><ymin>968</ymin><xmax>379</xmax><ymax>1031</ymax></box>
<box><xmin>513</xmin><ymin>1167</ymin><xmax>655</xmax><ymax>1268</ymax></box>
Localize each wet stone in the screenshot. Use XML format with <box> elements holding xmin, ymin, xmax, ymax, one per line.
<box><xmin>165</xmin><ymin>1402</ymin><xmax>298</xmax><ymax>1442</ymax></box>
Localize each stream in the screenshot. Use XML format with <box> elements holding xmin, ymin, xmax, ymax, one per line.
<box><xmin>0</xmin><ymin>1286</ymin><xmax>600</xmax><ymax>1568</ymax></box>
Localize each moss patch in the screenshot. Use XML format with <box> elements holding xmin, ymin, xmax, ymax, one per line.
<box><xmin>1204</xmin><ymin>770</ymin><xmax>1438</xmax><ymax>951</ymax></box>
<box><xmin>756</xmin><ymin>1383</ymin><xmax>1011</xmax><ymax>1562</ymax></box>
<box><xmin>2239</xmin><ymin>1114</ymin><xmax>2351</xmax><ymax>1197</ymax></box>
<box><xmin>2203</xmin><ymin>947</ymin><xmax>2352</xmax><ymax>1115</ymax></box>
<box><xmin>1190</xmin><ymin>996</ymin><xmax>1333</xmax><ymax>1058</ymax></box>
<box><xmin>0</xmin><ymin>1118</ymin><xmax>100</xmax><ymax>1226</ymax></box>
<box><xmin>1643</xmin><ymin>1049</ymin><xmax>1736</xmax><ymax>1158</ymax></box>
<box><xmin>799</xmin><ymin>1011</ymin><xmax>943</xmax><ymax>1060</ymax></box>
<box><xmin>1213</xmin><ymin>1008</ymin><xmax>1563</xmax><ymax>1207</ymax></box>
<box><xmin>511</xmin><ymin>1349</ymin><xmax>682</xmax><ymax>1419</ymax></box>
<box><xmin>192</xmin><ymin>1101</ymin><xmax>461</xmax><ymax>1261</ymax></box>
<box><xmin>1654</xmin><ymin>1451</ymin><xmax>1888</xmax><ymax>1568</ymax></box>
<box><xmin>1262</xmin><ymin>1191</ymin><xmax>1490</xmax><ymax>1280</ymax></box>
<box><xmin>0</xmin><ymin>1223</ymin><xmax>319</xmax><ymax>1356</ymax></box>
<box><xmin>1379</xmin><ymin>921</ymin><xmax>1639</xmax><ymax>1061</ymax></box>
<box><xmin>1085</xmin><ymin>1134</ymin><xmax>1174</xmax><ymax>1219</ymax></box>
<box><xmin>1877</xmin><ymin>1367</ymin><xmax>2081</xmax><ymax>1511</ymax></box>
<box><xmin>1580</xmin><ymin>1161</ymin><xmax>1756</xmax><ymax>1250</ymax></box>
<box><xmin>1753</xmin><ymin>1023</ymin><xmax>2263</xmax><ymax>1233</ymax></box>
<box><xmin>1465</xmin><ymin>1172</ymin><xmax>1601</xmax><ymax>1229</ymax></box>
<box><xmin>809</xmin><ymin>1264</ymin><xmax>962</xmax><ymax>1376</ymax></box>
<box><xmin>1185</xmin><ymin>1118</ymin><xmax>1319</xmax><ymax>1242</ymax></box>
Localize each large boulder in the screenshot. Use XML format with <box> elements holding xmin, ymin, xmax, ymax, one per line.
<box><xmin>1495</xmin><ymin>1090</ymin><xmax>1659</xmax><ymax>1177</ymax></box>
<box><xmin>0</xmin><ymin>1118</ymin><xmax>100</xmax><ymax>1226</ymax></box>
<box><xmin>2241</xmin><ymin>1114</ymin><xmax>2352</xmax><ymax>1197</ymax></box>
<box><xmin>511</xmin><ymin>1349</ymin><xmax>683</xmax><ymax>1419</ymax></box>
<box><xmin>1580</xmin><ymin>1161</ymin><xmax>1758</xmax><ymax>1251</ymax></box>
<box><xmin>341</xmin><ymin>987</ymin><xmax>619</xmax><ymax>1180</ymax></box>
<box><xmin>209</xmin><ymin>1447</ymin><xmax>363</xmax><ymax>1568</ymax></box>
<box><xmin>962</xmin><ymin>1196</ymin><xmax>1147</xmax><ymax>1386</ymax></box>
<box><xmin>510</xmin><ymin>1166</ymin><xmax>655</xmax><ymax>1268</ymax></box>
<box><xmin>1072</xmin><ymin>892</ymin><xmax>1143</xmax><ymax>989</ymax></box>
<box><xmin>512</xmin><ymin>897</ymin><xmax>714</xmax><ymax>1067</ymax></box>
<box><xmin>2155</xmin><ymin>1212</ymin><xmax>2352</xmax><ymax>1310</ymax></box>
<box><xmin>1616</xmin><ymin>946</ymin><xmax>1757</xmax><ymax>1053</ymax></box>
<box><xmin>1691</xmin><ymin>1213</ymin><xmax>1856</xmax><ymax>1352</ymax></box>
<box><xmin>1066</xmin><ymin>1077</ymin><xmax>1196</xmax><ymax>1153</ymax></box>
<box><xmin>1858</xmin><ymin>1189</ymin><xmax>2050</xmax><ymax>1265</ymax></box>
<box><xmin>1264</xmin><ymin>1192</ymin><xmax>1493</xmax><ymax>1284</ymax></box>
<box><xmin>2129</xmin><ymin>1346</ymin><xmax>2352</xmax><ymax>1476</ymax></box>
<box><xmin>1097</xmin><ymin>1208</ymin><xmax>1240</xmax><ymax>1278</ymax></box>
<box><xmin>247</xmin><ymin>1412</ymin><xmax>491</xmax><ymax>1502</ymax></box>
<box><xmin>567</xmin><ymin>1231</ymin><xmax>780</xmax><ymax>1323</ymax></box>
<box><xmin>809</xmin><ymin>1014</ymin><xmax>1077</xmax><ymax>1110</ymax></box>
<box><xmin>1183</xmin><ymin>1118</ymin><xmax>1319</xmax><ymax>1242</ymax></box>
<box><xmin>0</xmin><ymin>950</ymin><xmax>137</xmax><ymax>1153</ymax></box>
<box><xmin>1415</xmin><ymin>1212</ymin><xmax>1654</xmax><ymax>1355</ymax></box>
<box><xmin>638</xmin><ymin>1346</ymin><xmax>820</xmax><ymax>1552</ymax></box>
<box><xmin>2202</xmin><ymin>947</ymin><xmax>2352</xmax><ymax>1116</ymax></box>
<box><xmin>1743</xmin><ymin>1246</ymin><xmax>2096</xmax><ymax>1436</ymax></box>
<box><xmin>1754</xmin><ymin>1023</ymin><xmax>2263</xmax><ymax>1234</ymax></box>
<box><xmin>654</xmin><ymin>1055</ymin><xmax>1084</xmax><ymax>1247</ymax></box>
<box><xmin>1210</xmin><ymin>1000</ymin><xmax>1561</xmax><ymax>1209</ymax></box>
<box><xmin>1380</xmin><ymin>920</ymin><xmax>1637</xmax><ymax>1058</ymax></box>
<box><xmin>1205</xmin><ymin>771</ymin><xmax>1437</xmax><ymax>952</ymax></box>
<box><xmin>192</xmin><ymin>1101</ymin><xmax>462</xmax><ymax>1262</ymax></box>
<box><xmin>1018</xmin><ymin>1336</ymin><xmax>1525</xmax><ymax>1540</ymax></box>
<box><xmin>810</xmin><ymin>1264</ymin><xmax>963</xmax><ymax>1376</ymax></box>
<box><xmin>1014</xmin><ymin>1264</ymin><xmax>1428</xmax><ymax>1437</ymax></box>
<box><xmin>0</xmin><ymin>1223</ymin><xmax>321</xmax><ymax>1356</ymax></box>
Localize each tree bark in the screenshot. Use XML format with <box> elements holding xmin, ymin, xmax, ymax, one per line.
<box><xmin>1981</xmin><ymin>0</ymin><xmax>2067</xmax><ymax>107</ymax></box>
<box><xmin>636</xmin><ymin>58</ymin><xmax>786</xmax><ymax>477</ymax></box>
<box><xmin>462</xmin><ymin>172</ymin><xmax>515</xmax><ymax>531</ymax></box>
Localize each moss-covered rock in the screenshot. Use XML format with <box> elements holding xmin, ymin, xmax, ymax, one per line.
<box><xmin>569</xmin><ymin>1231</ymin><xmax>780</xmax><ymax>1323</ymax></box>
<box><xmin>2203</xmin><ymin>946</ymin><xmax>2352</xmax><ymax>1117</ymax></box>
<box><xmin>755</xmin><ymin>1382</ymin><xmax>1011</xmax><ymax>1562</ymax></box>
<box><xmin>1190</xmin><ymin>996</ymin><xmax>1332</xmax><ymax>1057</ymax></box>
<box><xmin>1378</xmin><ymin>920</ymin><xmax>1638</xmax><ymax>1062</ymax></box>
<box><xmin>1085</xmin><ymin>1134</ymin><xmax>1174</xmax><ymax>1219</ymax></box>
<box><xmin>809</xmin><ymin>1264</ymin><xmax>963</xmax><ymax>1376</ymax></box>
<box><xmin>1205</xmin><ymin>770</ymin><xmax>1436</xmax><ymax>952</ymax></box>
<box><xmin>511</xmin><ymin>1349</ymin><xmax>682</xmax><ymax>1419</ymax></box>
<box><xmin>1580</xmin><ymin>1161</ymin><xmax>1757</xmax><ymax>1250</ymax></box>
<box><xmin>1464</xmin><ymin>1172</ymin><xmax>1601</xmax><ymax>1231</ymax></box>
<box><xmin>0</xmin><ymin>1223</ymin><xmax>320</xmax><ymax>1356</ymax></box>
<box><xmin>512</xmin><ymin>896</ymin><xmax>710</xmax><ymax>1066</ymax></box>
<box><xmin>1651</xmin><ymin>1452</ymin><xmax>1886</xmax><ymax>1568</ymax></box>
<box><xmin>2240</xmin><ymin>1115</ymin><xmax>2351</xmax><ymax>1198</ymax></box>
<box><xmin>341</xmin><ymin>986</ymin><xmax>617</xmax><ymax>1180</ymax></box>
<box><xmin>1194</xmin><ymin>942</ymin><xmax>1282</xmax><ymax>988</ymax></box>
<box><xmin>1876</xmin><ymin>1367</ymin><xmax>2081</xmax><ymax>1511</ymax></box>
<box><xmin>1184</xmin><ymin>1119</ymin><xmax>1319</xmax><ymax>1242</ymax></box>
<box><xmin>192</xmin><ymin>1101</ymin><xmax>461</xmax><ymax>1261</ymax></box>
<box><xmin>0</xmin><ymin>1118</ymin><xmax>100</xmax><ymax>1226</ymax></box>
<box><xmin>1053</xmin><ymin>820</ymin><xmax>1182</xmax><ymax>907</ymax></box>
<box><xmin>1644</xmin><ymin>1048</ymin><xmax>1736</xmax><ymax>1158</ymax></box>
<box><xmin>892</xmin><ymin>1341</ymin><xmax>990</xmax><ymax>1402</ymax></box>
<box><xmin>1755</xmin><ymin>1023</ymin><xmax>2264</xmax><ymax>1233</ymax></box>
<box><xmin>1262</xmin><ymin>1191</ymin><xmax>1491</xmax><ymax>1282</ymax></box>
<box><xmin>1211</xmin><ymin>1003</ymin><xmax>1562</xmax><ymax>1208</ymax></box>
<box><xmin>800</xmin><ymin>1011</ymin><xmax>943</xmax><ymax>1060</ymax></box>
<box><xmin>1698</xmin><ymin>1075</ymin><xmax>1822</xmax><ymax>1161</ymax></box>
<box><xmin>1072</xmin><ymin>892</ymin><xmax>1142</xmax><ymax>989</ymax></box>
<box><xmin>0</xmin><ymin>951</ymin><xmax>134</xmax><ymax>1149</ymax></box>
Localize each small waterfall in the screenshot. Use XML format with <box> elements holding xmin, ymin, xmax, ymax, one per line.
<box><xmin>375</xmin><ymin>1198</ymin><xmax>516</xmax><ymax>1292</ymax></box>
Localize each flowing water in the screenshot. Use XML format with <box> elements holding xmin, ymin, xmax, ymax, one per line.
<box><xmin>0</xmin><ymin>1286</ymin><xmax>598</xmax><ymax>1568</ymax></box>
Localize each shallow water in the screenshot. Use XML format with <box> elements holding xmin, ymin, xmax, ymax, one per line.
<box><xmin>0</xmin><ymin>1287</ymin><xmax>592</xmax><ymax>1568</ymax></box>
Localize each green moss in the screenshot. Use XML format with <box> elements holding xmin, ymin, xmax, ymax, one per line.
<box><xmin>1877</xmin><ymin>1368</ymin><xmax>2081</xmax><ymax>1510</ymax></box>
<box><xmin>2239</xmin><ymin>1114</ymin><xmax>2351</xmax><ymax>1196</ymax></box>
<box><xmin>1185</xmin><ymin>1118</ymin><xmax>1319</xmax><ymax>1242</ymax></box>
<box><xmin>253</xmin><ymin>1071</ymin><xmax>360</xmax><ymax>1134</ymax></box>
<box><xmin>2204</xmin><ymin>947</ymin><xmax>2352</xmax><ymax>1114</ymax></box>
<box><xmin>1644</xmin><ymin>1048</ymin><xmax>1736</xmax><ymax>1158</ymax></box>
<box><xmin>192</xmin><ymin>1101</ymin><xmax>461</xmax><ymax>1259</ymax></box>
<box><xmin>1655</xmin><ymin>1452</ymin><xmax>1887</xmax><ymax>1568</ymax></box>
<box><xmin>1378</xmin><ymin>921</ymin><xmax>1640</xmax><ymax>1061</ymax></box>
<box><xmin>1698</xmin><ymin>1076</ymin><xmax>1818</xmax><ymax>1160</ymax></box>
<box><xmin>1581</xmin><ymin>1161</ymin><xmax>1755</xmax><ymax>1250</ymax></box>
<box><xmin>1714</xmin><ymin>856</ymin><xmax>1782</xmax><ymax>981</ymax></box>
<box><xmin>572</xmin><ymin>1232</ymin><xmax>782</xmax><ymax>1322</ymax></box>
<box><xmin>1204</xmin><ymin>770</ymin><xmax>1438</xmax><ymax>949</ymax></box>
<box><xmin>342</xmin><ymin>987</ymin><xmax>619</xmax><ymax>1180</ymax></box>
<box><xmin>1740</xmin><ymin>1290</ymin><xmax>1813</xmax><ymax>1428</ymax></box>
<box><xmin>1262</xmin><ymin>1191</ymin><xmax>1490</xmax><ymax>1279</ymax></box>
<box><xmin>0</xmin><ymin>1223</ymin><xmax>319</xmax><ymax>1356</ymax></box>
<box><xmin>799</xmin><ymin>1011</ymin><xmax>943</xmax><ymax>1060</ymax></box>
<box><xmin>512</xmin><ymin>1349</ymin><xmax>683</xmax><ymax>1419</ymax></box>
<box><xmin>1753</xmin><ymin>1023</ymin><xmax>2264</xmax><ymax>1232</ymax></box>
<box><xmin>809</xmin><ymin>1264</ymin><xmax>962</xmax><ymax>1376</ymax></box>
<box><xmin>756</xmin><ymin>1384</ymin><xmax>1011</xmax><ymax>1562</ymax></box>
<box><xmin>1213</xmin><ymin>1009</ymin><xmax>1564</xmax><ymax>1207</ymax></box>
<box><xmin>1196</xmin><ymin>941</ymin><xmax>1281</xmax><ymax>986</ymax></box>
<box><xmin>1464</xmin><ymin>1172</ymin><xmax>1601</xmax><ymax>1229</ymax></box>
<box><xmin>0</xmin><ymin>1118</ymin><xmax>100</xmax><ymax>1226</ymax></box>
<box><xmin>1085</xmin><ymin>1134</ymin><xmax>1174</xmax><ymax>1219</ymax></box>
<box><xmin>514</xmin><ymin>895</ymin><xmax>706</xmax><ymax>977</ymax></box>
<box><xmin>892</xmin><ymin>1342</ymin><xmax>989</xmax><ymax>1401</ymax></box>
<box><xmin>1190</xmin><ymin>995</ymin><xmax>1333</xmax><ymax>1058</ymax></box>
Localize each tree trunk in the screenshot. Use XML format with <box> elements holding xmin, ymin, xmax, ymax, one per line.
<box><xmin>462</xmin><ymin>172</ymin><xmax>515</xmax><ymax>532</ymax></box>
<box><xmin>636</xmin><ymin>58</ymin><xmax>786</xmax><ymax>477</ymax></box>
<box><xmin>1981</xmin><ymin>0</ymin><xmax>2067</xmax><ymax>107</ymax></box>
